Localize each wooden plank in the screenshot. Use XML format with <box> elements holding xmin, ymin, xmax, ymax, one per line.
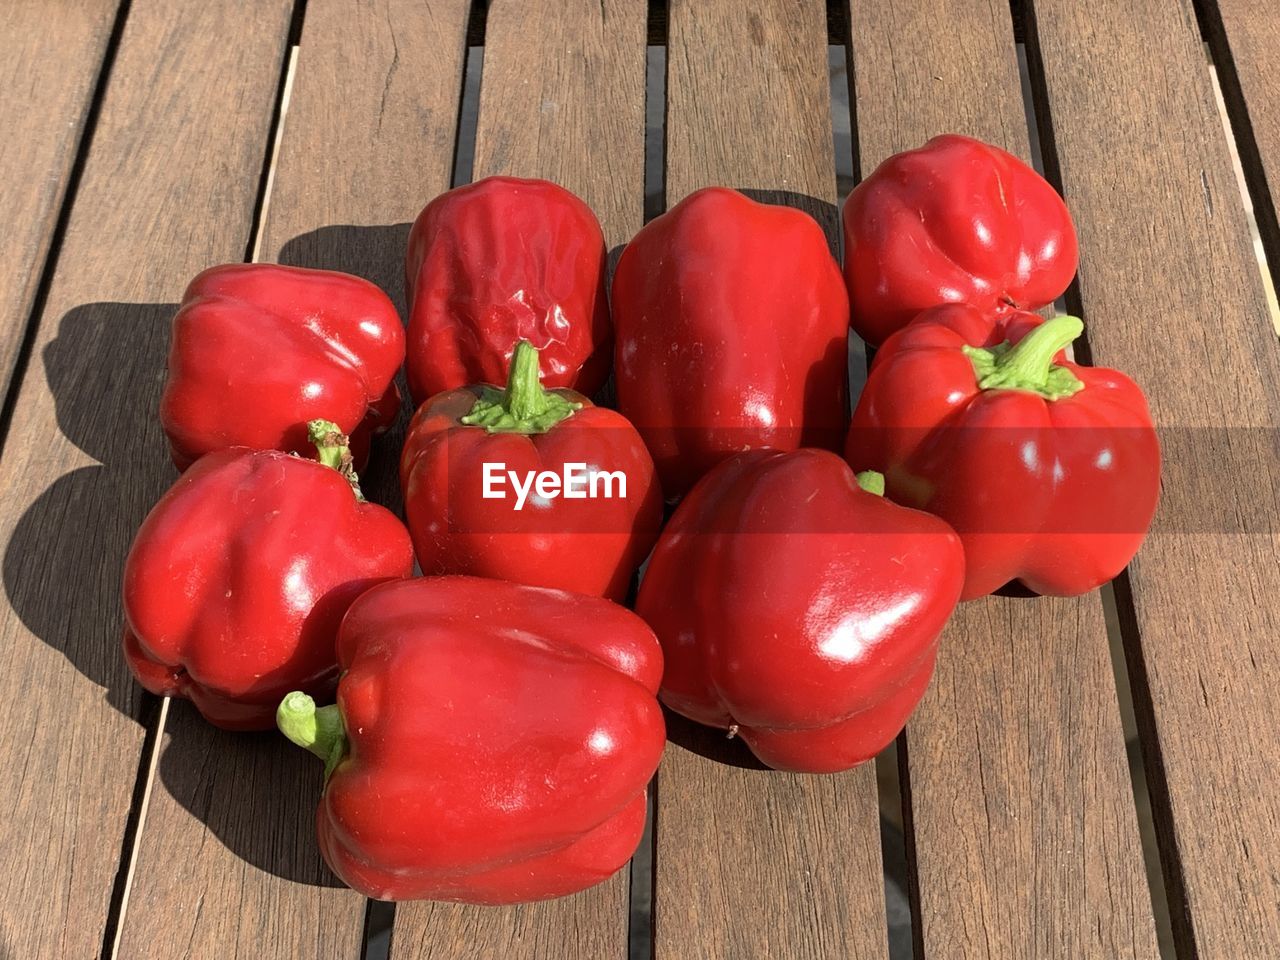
<box><xmin>1202</xmin><ymin>0</ymin><xmax>1280</xmax><ymax>295</ymax></box>
<box><xmin>470</xmin><ymin>0</ymin><xmax>647</xmax><ymax>250</ymax></box>
<box><xmin>116</xmin><ymin>1</ymin><xmax>470</xmax><ymax>958</ymax></box>
<box><xmin>0</xmin><ymin>2</ymin><xmax>294</xmax><ymax>958</ymax></box>
<box><xmin>844</xmin><ymin>2</ymin><xmax>1160</xmax><ymax>956</ymax></box>
<box><xmin>0</xmin><ymin>0</ymin><xmax>122</xmax><ymax>397</ymax></box>
<box><xmin>389</xmin><ymin>1</ymin><xmax>645</xmax><ymax>955</ymax></box>
<box><xmin>652</xmin><ymin>3</ymin><xmax>890</xmax><ymax>958</ymax></box>
<box><xmin>1025</xmin><ymin>0</ymin><xmax>1280</xmax><ymax>955</ymax></box>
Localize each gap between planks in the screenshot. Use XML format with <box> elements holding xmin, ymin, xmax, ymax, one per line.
<box><xmin>89</xmin><ymin>2</ymin><xmax>1280</xmax><ymax>958</ymax></box>
<box><xmin>104</xmin><ymin>9</ymin><xmax>308</xmax><ymax>953</ymax></box>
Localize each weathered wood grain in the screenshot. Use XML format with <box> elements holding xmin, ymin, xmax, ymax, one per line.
<box><xmin>653</xmin><ymin>3</ymin><xmax>889</xmax><ymax>958</ymax></box>
<box><xmin>390</xmin><ymin>2</ymin><xmax>646</xmax><ymax>955</ymax></box>
<box><xmin>845</xmin><ymin>1</ymin><xmax>1160</xmax><ymax>956</ymax></box>
<box><xmin>666</xmin><ymin>0</ymin><xmax>840</xmax><ymax>234</ymax></box>
<box><xmin>0</xmin><ymin>2</ymin><xmax>294</xmax><ymax>958</ymax></box>
<box><xmin>117</xmin><ymin>2</ymin><xmax>471</xmax><ymax>958</ymax></box>
<box><xmin>1202</xmin><ymin>0</ymin><xmax>1280</xmax><ymax>297</ymax></box>
<box><xmin>0</xmin><ymin>0</ymin><xmax>122</xmax><ymax>397</ymax></box>
<box><xmin>1026</xmin><ymin>0</ymin><xmax>1280</xmax><ymax>954</ymax></box>
<box><xmin>471</xmin><ymin>0</ymin><xmax>647</xmax><ymax>250</ymax></box>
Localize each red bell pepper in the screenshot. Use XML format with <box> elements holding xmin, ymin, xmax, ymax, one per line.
<box><xmin>160</xmin><ymin>263</ymin><xmax>404</xmax><ymax>470</ymax></box>
<box><xmin>400</xmin><ymin>340</ymin><xmax>661</xmax><ymax>601</ymax></box>
<box><xmin>278</xmin><ymin>576</ymin><xmax>666</xmax><ymax>903</ymax></box>
<box><xmin>612</xmin><ymin>187</ymin><xmax>850</xmax><ymax>498</ymax></box>
<box><xmin>405</xmin><ymin>176</ymin><xmax>611</xmax><ymax>405</ymax></box>
<box><xmin>635</xmin><ymin>449</ymin><xmax>963</xmax><ymax>773</ymax></box>
<box><xmin>122</xmin><ymin>422</ymin><xmax>414</xmax><ymax>729</ymax></box>
<box><xmin>842</xmin><ymin>134</ymin><xmax>1078</xmax><ymax>346</ymax></box>
<box><xmin>846</xmin><ymin>305</ymin><xmax>1159</xmax><ymax>599</ymax></box>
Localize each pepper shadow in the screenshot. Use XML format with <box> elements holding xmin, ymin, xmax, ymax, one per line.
<box><xmin>3</xmin><ymin>296</ymin><xmax>340</xmax><ymax>887</ymax></box>
<box><xmin>661</xmin><ymin>709</ymin><xmax>770</xmax><ymax>771</ymax></box>
<box><xmin>737</xmin><ymin>188</ymin><xmax>840</xmax><ymax>248</ymax></box>
<box><xmin>154</xmin><ymin>222</ymin><xmax>418</xmax><ymax>886</ymax></box>
<box><xmin>2</xmin><ymin>299</ymin><xmax>175</xmax><ymax>724</ymax></box>
<box><xmin>3</xmin><ymin>224</ymin><xmax>416</xmax><ymax>888</ymax></box>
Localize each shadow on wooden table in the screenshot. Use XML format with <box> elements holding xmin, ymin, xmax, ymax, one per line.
<box><xmin>3</xmin><ymin>300</ymin><xmax>175</xmax><ymax>725</ymax></box>
<box><xmin>737</xmin><ymin>189</ymin><xmax>840</xmax><ymax>241</ymax></box>
<box><xmin>2</xmin><ymin>224</ymin><xmax>418</xmax><ymax>887</ymax></box>
<box><xmin>662</xmin><ymin>708</ymin><xmax>771</xmax><ymax>770</ymax></box>
<box><xmin>1</xmin><ymin>298</ymin><xmax>340</xmax><ymax>885</ymax></box>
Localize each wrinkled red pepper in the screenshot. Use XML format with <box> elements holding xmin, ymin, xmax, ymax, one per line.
<box><xmin>278</xmin><ymin>576</ymin><xmax>666</xmax><ymax>903</ymax></box>
<box><xmin>400</xmin><ymin>340</ymin><xmax>661</xmax><ymax>601</ymax></box>
<box><xmin>846</xmin><ymin>304</ymin><xmax>1160</xmax><ymax>599</ymax></box>
<box><xmin>122</xmin><ymin>422</ymin><xmax>413</xmax><ymax>729</ymax></box>
<box><xmin>636</xmin><ymin>449</ymin><xmax>963</xmax><ymax>773</ymax></box>
<box><xmin>612</xmin><ymin>187</ymin><xmax>850</xmax><ymax>498</ymax></box>
<box><xmin>842</xmin><ymin>134</ymin><xmax>1078</xmax><ymax>346</ymax></box>
<box><xmin>161</xmin><ymin>264</ymin><xmax>404</xmax><ymax>470</ymax></box>
<box><xmin>405</xmin><ymin>176</ymin><xmax>611</xmax><ymax>405</ymax></box>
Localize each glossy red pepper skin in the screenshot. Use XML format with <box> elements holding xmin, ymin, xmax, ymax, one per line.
<box><xmin>160</xmin><ymin>264</ymin><xmax>405</xmax><ymax>470</ymax></box>
<box><xmin>122</xmin><ymin>446</ymin><xmax>413</xmax><ymax>730</ymax></box>
<box><xmin>405</xmin><ymin>176</ymin><xmax>611</xmax><ymax>405</ymax></box>
<box><xmin>400</xmin><ymin>347</ymin><xmax>661</xmax><ymax>602</ymax></box>
<box><xmin>635</xmin><ymin>449</ymin><xmax>963</xmax><ymax>773</ymax></box>
<box><xmin>846</xmin><ymin>304</ymin><xmax>1160</xmax><ymax>600</ymax></box>
<box><xmin>612</xmin><ymin>187</ymin><xmax>850</xmax><ymax>498</ymax></box>
<box><xmin>842</xmin><ymin>134</ymin><xmax>1079</xmax><ymax>346</ymax></box>
<box><xmin>292</xmin><ymin>576</ymin><xmax>666</xmax><ymax>903</ymax></box>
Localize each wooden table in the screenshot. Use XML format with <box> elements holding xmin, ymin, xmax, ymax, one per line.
<box><xmin>2</xmin><ymin>1</ymin><xmax>1277</xmax><ymax>957</ymax></box>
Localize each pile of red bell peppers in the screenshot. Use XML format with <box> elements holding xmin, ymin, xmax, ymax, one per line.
<box><xmin>121</xmin><ymin>136</ymin><xmax>1158</xmax><ymax>905</ymax></box>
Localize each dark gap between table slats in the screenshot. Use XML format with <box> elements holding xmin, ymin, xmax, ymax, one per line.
<box><xmin>1196</xmin><ymin>0</ymin><xmax>1280</xmax><ymax>314</ymax></box>
<box><xmin>1100</xmin><ymin>580</ymin><xmax>1179</xmax><ymax>959</ymax></box>
<box><xmin>628</xmin><ymin>779</ymin><xmax>658</xmax><ymax>960</ymax></box>
<box><xmin>830</xmin><ymin>5</ymin><xmax>910</xmax><ymax>951</ymax></box>
<box><xmin>630</xmin><ymin>10</ymin><xmax>666</xmax><ymax>956</ymax></box>
<box><xmin>242</xmin><ymin>1</ymin><xmax>310</xmax><ymax>265</ymax></box>
<box><xmin>1013</xmin><ymin>23</ymin><xmax>1174</xmax><ymax>956</ymax></box>
<box><xmin>365</xmin><ymin>3</ymin><xmax>489</xmax><ymax>950</ymax></box>
<box><xmin>1018</xmin><ymin>2</ymin><xmax>1198</xmax><ymax>955</ymax></box>
<box><xmin>449</xmin><ymin>0</ymin><xmax>489</xmax><ymax>190</ymax></box>
<box><xmin>628</xmin><ymin>50</ymin><xmax>667</xmax><ymax>953</ymax></box>
<box><xmin>3</xmin><ymin>2</ymin><xmax>160</xmax><ymax>954</ymax></box>
<box><xmin>101</xmin><ymin>692</ymin><xmax>164</xmax><ymax>959</ymax></box>
<box><xmin>249</xmin><ymin>44</ymin><xmax>299</xmax><ymax>263</ymax></box>
<box><xmin>1109</xmin><ymin>566</ymin><xmax>1197</xmax><ymax>958</ymax></box>
<box><xmin>894</xmin><ymin>731</ymin><xmax>926</xmax><ymax>960</ymax></box>
<box><xmin>449</xmin><ymin>46</ymin><xmax>485</xmax><ymax>189</ymax></box>
<box><xmin>643</xmin><ymin>36</ymin><xmax>667</xmax><ymax>222</ymax></box>
<box><xmin>112</xmin><ymin>0</ymin><xmax>314</xmax><ymax>952</ymax></box>
<box><xmin>0</xmin><ymin>0</ymin><xmax>133</xmax><ymax>465</ymax></box>
<box><xmin>362</xmin><ymin>898</ymin><xmax>396</xmax><ymax>960</ymax></box>
<box><xmin>827</xmin><ymin>11</ymin><xmax>912</xmax><ymax>952</ymax></box>
<box><xmin>466</xmin><ymin>0</ymin><xmax>489</xmax><ymax>46</ymax></box>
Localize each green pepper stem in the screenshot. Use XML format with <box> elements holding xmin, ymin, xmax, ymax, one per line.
<box><xmin>961</xmin><ymin>315</ymin><xmax>1086</xmax><ymax>401</ymax></box>
<box><xmin>460</xmin><ymin>340</ymin><xmax>581</xmax><ymax>434</ymax></box>
<box><xmin>506</xmin><ymin>340</ymin><xmax>550</xmax><ymax>421</ymax></box>
<box><xmin>307</xmin><ymin>419</ymin><xmax>365</xmax><ymax>501</ymax></box>
<box><xmin>277</xmin><ymin>691</ymin><xmax>348</xmax><ymax>782</ymax></box>
<box><xmin>855</xmin><ymin>470</ymin><xmax>886</xmax><ymax>496</ymax></box>
<box><xmin>997</xmin><ymin>315</ymin><xmax>1083</xmax><ymax>383</ymax></box>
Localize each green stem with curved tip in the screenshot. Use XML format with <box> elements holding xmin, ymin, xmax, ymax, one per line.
<box><xmin>460</xmin><ymin>340</ymin><xmax>581</xmax><ymax>434</ymax></box>
<box><xmin>855</xmin><ymin>470</ymin><xmax>886</xmax><ymax>496</ymax></box>
<box><xmin>307</xmin><ymin>419</ymin><xmax>365</xmax><ymax>501</ymax></box>
<box><xmin>277</xmin><ymin>691</ymin><xmax>348</xmax><ymax>783</ymax></box>
<box><xmin>961</xmin><ymin>314</ymin><xmax>1086</xmax><ymax>401</ymax></box>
